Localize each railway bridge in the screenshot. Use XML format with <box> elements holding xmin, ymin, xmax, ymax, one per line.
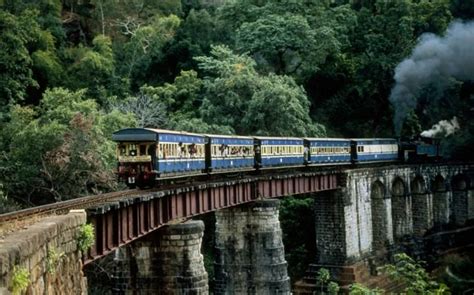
<box><xmin>0</xmin><ymin>163</ymin><xmax>473</xmax><ymax>294</ymax></box>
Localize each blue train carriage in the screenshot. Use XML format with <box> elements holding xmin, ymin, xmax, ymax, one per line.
<box><xmin>254</xmin><ymin>136</ymin><xmax>305</xmax><ymax>168</ymax></box>
<box><xmin>351</xmin><ymin>138</ymin><xmax>399</xmax><ymax>163</ymax></box>
<box><xmin>205</xmin><ymin>134</ymin><xmax>254</xmax><ymax>172</ymax></box>
<box><xmin>304</xmin><ymin>138</ymin><xmax>352</xmax><ymax>164</ymax></box>
<box><xmin>112</xmin><ymin>128</ymin><xmax>206</xmax><ymax>187</ymax></box>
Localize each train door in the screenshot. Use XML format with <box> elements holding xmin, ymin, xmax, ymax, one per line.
<box><xmin>303</xmin><ymin>139</ymin><xmax>311</xmax><ymax>164</ymax></box>
<box><xmin>254</xmin><ymin>139</ymin><xmax>262</xmax><ymax>169</ymax></box>
<box><xmin>350</xmin><ymin>140</ymin><xmax>358</xmax><ymax>164</ymax></box>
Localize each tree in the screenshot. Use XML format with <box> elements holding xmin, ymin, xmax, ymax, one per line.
<box><xmin>381</xmin><ymin>253</ymin><xmax>450</xmax><ymax>294</ymax></box>
<box><xmin>279</xmin><ymin>197</ymin><xmax>317</xmax><ymax>283</ymax></box>
<box><xmin>0</xmin><ymin>88</ymin><xmax>134</xmax><ymax>206</ymax></box>
<box><xmin>111</xmin><ymin>93</ymin><xmax>167</xmax><ymax>128</ymax></box>
<box><xmin>64</xmin><ymin>35</ymin><xmax>115</xmax><ymax>101</ymax></box>
<box><xmin>0</xmin><ymin>10</ymin><xmax>40</xmax><ymax>108</ymax></box>
<box><xmin>0</xmin><ymin>183</ymin><xmax>22</xmax><ymax>214</ymax></box>
<box><xmin>195</xmin><ymin>45</ymin><xmax>325</xmax><ymax>136</ymax></box>
<box><xmin>117</xmin><ymin>14</ymin><xmax>181</xmax><ymax>88</ymax></box>
<box><xmin>139</xmin><ymin>70</ymin><xmax>203</xmax><ymax>116</ymax></box>
<box><xmin>310</xmin><ymin>0</ymin><xmax>452</xmax><ymax>136</ymax></box>
<box><xmin>236</xmin><ymin>13</ymin><xmax>339</xmax><ymax>78</ymax></box>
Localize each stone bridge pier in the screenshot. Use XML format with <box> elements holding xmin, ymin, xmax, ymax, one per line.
<box><xmin>112</xmin><ymin>220</ymin><xmax>208</xmax><ymax>294</ymax></box>
<box><xmin>214</xmin><ymin>199</ymin><xmax>291</xmax><ymax>295</ymax></box>
<box><xmin>111</xmin><ymin>199</ymin><xmax>291</xmax><ymax>295</ymax></box>
<box><xmin>296</xmin><ymin>164</ymin><xmax>474</xmax><ymax>293</ymax></box>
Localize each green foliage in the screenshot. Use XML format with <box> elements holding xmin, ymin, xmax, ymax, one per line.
<box><xmin>381</xmin><ymin>253</ymin><xmax>450</xmax><ymax>294</ymax></box>
<box><xmin>315</xmin><ymin>267</ymin><xmax>340</xmax><ymax>295</ymax></box>
<box><xmin>118</xmin><ymin>14</ymin><xmax>181</xmax><ymax>86</ymax></box>
<box><xmin>0</xmin><ymin>10</ymin><xmax>39</xmax><ymax>107</ymax></box>
<box><xmin>349</xmin><ymin>283</ymin><xmax>383</xmax><ymax>295</ymax></box>
<box><xmin>316</xmin><ymin>268</ymin><xmax>331</xmax><ymax>293</ymax></box>
<box><xmin>65</xmin><ymin>35</ymin><xmax>115</xmax><ymax>101</ymax></box>
<box><xmin>0</xmin><ymin>88</ymin><xmax>128</xmax><ymax>205</ymax></box>
<box><xmin>0</xmin><ymin>183</ymin><xmax>22</xmax><ymax>214</ymax></box>
<box><xmin>10</xmin><ymin>265</ymin><xmax>30</xmax><ymax>295</ymax></box>
<box><xmin>236</xmin><ymin>13</ymin><xmax>339</xmax><ymax>77</ymax></box>
<box><xmin>437</xmin><ymin>253</ymin><xmax>474</xmax><ymax>294</ymax></box>
<box><xmin>0</xmin><ymin>0</ymin><xmax>471</xmax><ymax>212</ymax></box>
<box><xmin>196</xmin><ymin>45</ymin><xmax>325</xmax><ymax>136</ymax></box>
<box><xmin>46</xmin><ymin>247</ymin><xmax>65</xmax><ymax>275</ymax></box>
<box><xmin>77</xmin><ymin>223</ymin><xmax>95</xmax><ymax>252</ymax></box>
<box><xmin>279</xmin><ymin>197</ymin><xmax>316</xmax><ymax>283</ymax></box>
<box><xmin>328</xmin><ymin>281</ymin><xmax>340</xmax><ymax>295</ymax></box>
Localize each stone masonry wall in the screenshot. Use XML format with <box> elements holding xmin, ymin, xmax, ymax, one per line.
<box><xmin>296</xmin><ymin>164</ymin><xmax>473</xmax><ymax>293</ymax></box>
<box><xmin>335</xmin><ymin>164</ymin><xmax>471</xmax><ymax>263</ymax></box>
<box><xmin>214</xmin><ymin>199</ymin><xmax>290</xmax><ymax>295</ymax></box>
<box><xmin>0</xmin><ymin>210</ymin><xmax>87</xmax><ymax>294</ymax></box>
<box><xmin>112</xmin><ymin>220</ymin><xmax>208</xmax><ymax>294</ymax></box>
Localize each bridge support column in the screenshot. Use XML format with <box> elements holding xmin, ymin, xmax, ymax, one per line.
<box><xmin>214</xmin><ymin>199</ymin><xmax>290</xmax><ymax>295</ymax></box>
<box><xmin>112</xmin><ymin>220</ymin><xmax>208</xmax><ymax>294</ymax></box>
<box><xmin>303</xmin><ymin>187</ymin><xmax>398</xmax><ymax>291</ymax></box>
<box><xmin>452</xmin><ymin>176</ymin><xmax>473</xmax><ymax>225</ymax></box>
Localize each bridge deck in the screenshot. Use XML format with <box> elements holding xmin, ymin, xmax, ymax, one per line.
<box><xmin>84</xmin><ymin>171</ymin><xmax>338</xmax><ymax>264</ymax></box>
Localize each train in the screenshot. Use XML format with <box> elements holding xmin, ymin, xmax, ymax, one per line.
<box><xmin>112</xmin><ymin>128</ymin><xmax>440</xmax><ymax>188</ymax></box>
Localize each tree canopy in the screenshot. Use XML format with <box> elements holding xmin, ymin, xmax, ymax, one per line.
<box><xmin>0</xmin><ymin>0</ymin><xmax>471</xmax><ymax>214</ymax></box>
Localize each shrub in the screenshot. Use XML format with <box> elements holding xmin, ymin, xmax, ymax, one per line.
<box><xmin>77</xmin><ymin>223</ymin><xmax>95</xmax><ymax>252</ymax></box>
<box><xmin>10</xmin><ymin>265</ymin><xmax>30</xmax><ymax>295</ymax></box>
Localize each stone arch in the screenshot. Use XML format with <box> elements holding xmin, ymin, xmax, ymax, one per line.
<box><xmin>452</xmin><ymin>174</ymin><xmax>469</xmax><ymax>191</ymax></box>
<box><xmin>392</xmin><ymin>177</ymin><xmax>406</xmax><ymax>196</ymax></box>
<box><xmin>411</xmin><ymin>176</ymin><xmax>432</xmax><ymax>234</ymax></box>
<box><xmin>433</xmin><ymin>175</ymin><xmax>446</xmax><ymax>192</ymax></box>
<box><xmin>371</xmin><ymin>181</ymin><xmax>389</xmax><ymax>250</ymax></box>
<box><xmin>451</xmin><ymin>174</ymin><xmax>470</xmax><ymax>225</ymax></box>
<box><xmin>391</xmin><ymin>177</ymin><xmax>412</xmax><ymax>238</ymax></box>
<box><xmin>411</xmin><ymin>176</ymin><xmax>426</xmax><ymax>195</ymax></box>
<box><xmin>432</xmin><ymin>175</ymin><xmax>449</xmax><ymax>226</ymax></box>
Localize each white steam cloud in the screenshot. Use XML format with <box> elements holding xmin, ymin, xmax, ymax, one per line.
<box><xmin>390</xmin><ymin>21</ymin><xmax>474</xmax><ymax>135</ymax></box>
<box><xmin>421</xmin><ymin>116</ymin><xmax>459</xmax><ymax>138</ymax></box>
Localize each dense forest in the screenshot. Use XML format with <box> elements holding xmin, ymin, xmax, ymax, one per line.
<box><xmin>0</xmin><ymin>0</ymin><xmax>473</xmax><ymax>211</ymax></box>
<box><xmin>1</xmin><ymin>0</ymin><xmax>473</xmax><ymax>291</ymax></box>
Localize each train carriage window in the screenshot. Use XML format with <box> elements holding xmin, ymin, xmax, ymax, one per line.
<box><xmin>119</xmin><ymin>145</ymin><xmax>126</xmax><ymax>156</ymax></box>
<box><xmin>129</xmin><ymin>144</ymin><xmax>137</xmax><ymax>156</ymax></box>
<box><xmin>140</xmin><ymin>145</ymin><xmax>146</xmax><ymax>156</ymax></box>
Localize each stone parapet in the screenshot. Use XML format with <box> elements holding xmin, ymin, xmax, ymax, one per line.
<box><xmin>0</xmin><ymin>210</ymin><xmax>87</xmax><ymax>294</ymax></box>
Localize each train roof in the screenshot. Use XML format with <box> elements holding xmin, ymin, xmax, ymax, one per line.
<box><xmin>204</xmin><ymin>133</ymin><xmax>254</xmax><ymax>139</ymax></box>
<box><xmin>350</xmin><ymin>138</ymin><xmax>397</xmax><ymax>141</ymax></box>
<box><xmin>253</xmin><ymin>136</ymin><xmax>303</xmax><ymax>141</ymax></box>
<box><xmin>112</xmin><ymin>128</ymin><xmax>205</xmax><ymax>142</ymax></box>
<box><xmin>304</xmin><ymin>138</ymin><xmax>350</xmax><ymax>141</ymax></box>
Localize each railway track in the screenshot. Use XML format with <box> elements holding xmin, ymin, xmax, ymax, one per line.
<box><xmin>0</xmin><ymin>188</ymin><xmax>157</xmax><ymax>236</ymax></box>
<box><xmin>0</xmin><ymin>174</ymin><xmax>252</xmax><ymax>234</ymax></box>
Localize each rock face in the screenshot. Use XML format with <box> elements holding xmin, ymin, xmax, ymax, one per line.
<box><xmin>214</xmin><ymin>199</ymin><xmax>291</xmax><ymax>295</ymax></box>
<box><xmin>0</xmin><ymin>210</ymin><xmax>87</xmax><ymax>295</ymax></box>
<box><xmin>112</xmin><ymin>220</ymin><xmax>208</xmax><ymax>294</ymax></box>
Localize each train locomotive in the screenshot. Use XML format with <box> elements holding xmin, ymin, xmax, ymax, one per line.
<box><xmin>112</xmin><ymin>128</ymin><xmax>440</xmax><ymax>188</ymax></box>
